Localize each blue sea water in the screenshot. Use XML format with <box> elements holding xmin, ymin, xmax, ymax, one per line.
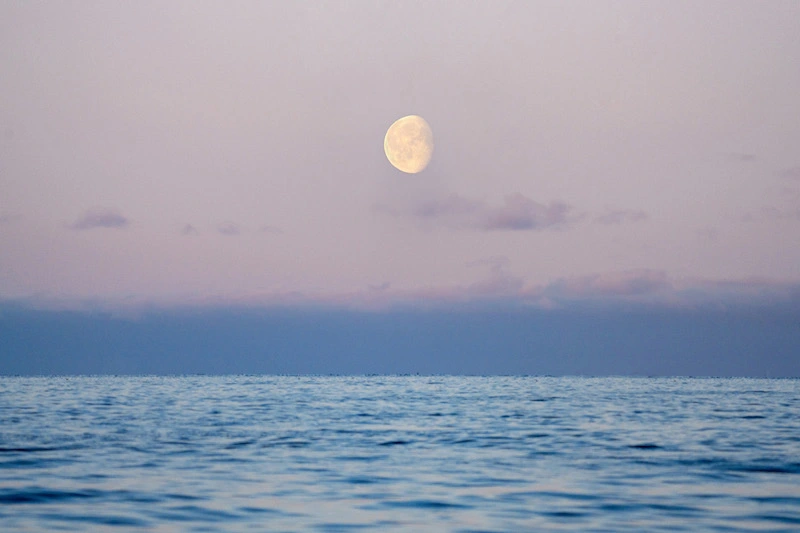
<box><xmin>0</xmin><ymin>376</ymin><xmax>798</xmax><ymax>532</ymax></box>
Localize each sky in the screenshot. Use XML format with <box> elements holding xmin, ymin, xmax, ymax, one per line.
<box><xmin>1</xmin><ymin>1</ymin><xmax>799</xmax><ymax>375</ymax></box>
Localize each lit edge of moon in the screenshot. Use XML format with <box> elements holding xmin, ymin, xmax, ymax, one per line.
<box><xmin>384</xmin><ymin>115</ymin><xmax>434</xmax><ymax>174</ymax></box>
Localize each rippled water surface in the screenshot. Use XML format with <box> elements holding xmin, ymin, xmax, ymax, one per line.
<box><xmin>1</xmin><ymin>376</ymin><xmax>799</xmax><ymax>532</ymax></box>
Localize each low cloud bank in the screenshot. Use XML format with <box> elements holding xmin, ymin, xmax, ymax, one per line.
<box><xmin>6</xmin><ymin>270</ymin><xmax>799</xmax><ymax>314</ymax></box>
<box><xmin>541</xmin><ymin>270</ymin><xmax>670</xmax><ymax>299</ymax></box>
<box><xmin>3</xmin><ymin>287</ymin><xmax>798</xmax><ymax>377</ymax></box>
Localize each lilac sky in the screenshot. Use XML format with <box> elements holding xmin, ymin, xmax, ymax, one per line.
<box><xmin>2</xmin><ymin>1</ymin><xmax>800</xmax><ymax>310</ymax></box>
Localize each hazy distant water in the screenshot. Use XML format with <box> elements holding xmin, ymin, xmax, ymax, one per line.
<box><xmin>1</xmin><ymin>376</ymin><xmax>799</xmax><ymax>532</ymax></box>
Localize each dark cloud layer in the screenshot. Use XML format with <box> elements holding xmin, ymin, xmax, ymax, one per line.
<box><xmin>70</xmin><ymin>208</ymin><xmax>128</xmax><ymax>230</ymax></box>
<box><xmin>2</xmin><ymin>299</ymin><xmax>798</xmax><ymax>376</ymax></box>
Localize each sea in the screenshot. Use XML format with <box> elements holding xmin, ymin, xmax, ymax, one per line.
<box><xmin>1</xmin><ymin>376</ymin><xmax>798</xmax><ymax>532</ymax></box>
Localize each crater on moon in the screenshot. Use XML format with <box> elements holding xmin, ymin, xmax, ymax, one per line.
<box><xmin>384</xmin><ymin>115</ymin><xmax>433</xmax><ymax>174</ymax></box>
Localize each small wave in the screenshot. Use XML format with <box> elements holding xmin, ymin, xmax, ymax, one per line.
<box><xmin>380</xmin><ymin>499</ymin><xmax>472</xmax><ymax>510</ymax></box>
<box><xmin>344</xmin><ymin>476</ymin><xmax>382</xmax><ymax>485</ymax></box>
<box><xmin>628</xmin><ymin>443</ymin><xmax>661</xmax><ymax>450</ymax></box>
<box><xmin>752</xmin><ymin>496</ymin><xmax>800</xmax><ymax>506</ymax></box>
<box><xmin>734</xmin><ymin>463</ymin><xmax>800</xmax><ymax>474</ymax></box>
<box><xmin>148</xmin><ymin>504</ymin><xmax>242</xmax><ymax>523</ymax></box>
<box><xmin>260</xmin><ymin>439</ymin><xmax>311</xmax><ymax>449</ymax></box>
<box><xmin>313</xmin><ymin>522</ymin><xmax>372</xmax><ymax>531</ymax></box>
<box><xmin>224</xmin><ymin>439</ymin><xmax>256</xmax><ymax>449</ymax></box>
<box><xmin>38</xmin><ymin>512</ymin><xmax>150</xmax><ymax>527</ymax></box>
<box><xmin>541</xmin><ymin>510</ymin><xmax>588</xmax><ymax>518</ymax></box>
<box><xmin>333</xmin><ymin>454</ymin><xmax>388</xmax><ymax>462</ymax></box>
<box><xmin>0</xmin><ymin>445</ymin><xmax>84</xmax><ymax>453</ymax></box>
<box><xmin>744</xmin><ymin>513</ymin><xmax>800</xmax><ymax>525</ymax></box>
<box><xmin>378</xmin><ymin>439</ymin><xmax>412</xmax><ymax>447</ymax></box>
<box><xmin>0</xmin><ymin>488</ymin><xmax>99</xmax><ymax>504</ymax></box>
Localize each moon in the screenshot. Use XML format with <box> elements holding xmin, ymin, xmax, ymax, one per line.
<box><xmin>384</xmin><ymin>115</ymin><xmax>433</xmax><ymax>174</ymax></box>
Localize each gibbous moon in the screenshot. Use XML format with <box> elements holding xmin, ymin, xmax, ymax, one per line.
<box><xmin>384</xmin><ymin>115</ymin><xmax>433</xmax><ymax>174</ymax></box>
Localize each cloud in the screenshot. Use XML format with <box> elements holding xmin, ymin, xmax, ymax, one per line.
<box><xmin>387</xmin><ymin>271</ymin><xmax>800</xmax><ymax>310</ymax></box>
<box><xmin>395</xmin><ymin>192</ymin><xmax>573</xmax><ymax>231</ymax></box>
<box><xmin>181</xmin><ymin>224</ymin><xmax>199</xmax><ymax>236</ymax></box>
<box><xmin>0</xmin><ymin>213</ymin><xmax>21</xmax><ymax>225</ymax></box>
<box><xmin>594</xmin><ymin>209</ymin><xmax>648</xmax><ymax>225</ymax></box>
<box><xmin>673</xmin><ymin>277</ymin><xmax>800</xmax><ymax>308</ymax></box>
<box><xmin>9</xmin><ymin>270</ymin><xmax>800</xmax><ymax>315</ymax></box>
<box><xmin>484</xmin><ymin>194</ymin><xmax>573</xmax><ymax>230</ymax></box>
<box><xmin>780</xmin><ymin>166</ymin><xmax>800</xmax><ymax>180</ymax></box>
<box><xmin>217</xmin><ymin>222</ymin><xmax>240</xmax><ymax>236</ymax></box>
<box><xmin>543</xmin><ymin>269</ymin><xmax>672</xmax><ymax>300</ymax></box>
<box><xmin>535</xmin><ymin>273</ymin><xmax>800</xmax><ymax>310</ymax></box>
<box><xmin>741</xmin><ymin>168</ymin><xmax>800</xmax><ymax>222</ymax></box>
<box><xmin>468</xmin><ymin>269</ymin><xmax>525</xmax><ymax>297</ymax></box>
<box><xmin>259</xmin><ymin>225</ymin><xmax>283</xmax><ymax>234</ymax></box>
<box><xmin>742</xmin><ymin>205</ymin><xmax>800</xmax><ymax>223</ymax></box>
<box><xmin>461</xmin><ymin>256</ymin><xmax>525</xmax><ymax>297</ymax></box>
<box><xmin>70</xmin><ymin>208</ymin><xmax>128</xmax><ymax>230</ymax></box>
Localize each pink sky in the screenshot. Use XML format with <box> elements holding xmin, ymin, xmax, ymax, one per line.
<box><xmin>1</xmin><ymin>1</ymin><xmax>799</xmax><ymax>308</ymax></box>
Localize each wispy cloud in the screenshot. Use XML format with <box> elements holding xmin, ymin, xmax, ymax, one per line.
<box><xmin>780</xmin><ymin>166</ymin><xmax>800</xmax><ymax>180</ymax></box>
<box><xmin>726</xmin><ymin>152</ymin><xmax>757</xmax><ymax>162</ymax></box>
<box><xmin>368</xmin><ymin>282</ymin><xmax>391</xmax><ymax>292</ymax></box>
<box><xmin>542</xmin><ymin>269</ymin><xmax>672</xmax><ymax>299</ymax></box>
<box><xmin>181</xmin><ymin>224</ymin><xmax>199</xmax><ymax>236</ymax></box>
<box><xmin>462</xmin><ymin>256</ymin><xmax>525</xmax><ymax>297</ymax></box>
<box><xmin>482</xmin><ymin>194</ymin><xmax>572</xmax><ymax>231</ymax></box>
<box><xmin>387</xmin><ymin>192</ymin><xmax>574</xmax><ymax>231</ymax></box>
<box><xmin>468</xmin><ymin>269</ymin><xmax>525</xmax><ymax>297</ymax></box>
<box><xmin>741</xmin><ymin>166</ymin><xmax>800</xmax><ymax>222</ymax></box>
<box><xmin>217</xmin><ymin>222</ymin><xmax>240</xmax><ymax>236</ymax></box>
<box><xmin>594</xmin><ymin>209</ymin><xmax>648</xmax><ymax>225</ymax></box>
<box><xmin>9</xmin><ymin>271</ymin><xmax>800</xmax><ymax>314</ymax></box>
<box><xmin>181</xmin><ymin>223</ymin><xmax>278</xmax><ymax>236</ymax></box>
<box><xmin>742</xmin><ymin>204</ymin><xmax>800</xmax><ymax>223</ymax></box>
<box><xmin>0</xmin><ymin>213</ymin><xmax>21</xmax><ymax>225</ymax></box>
<box><xmin>70</xmin><ymin>208</ymin><xmax>128</xmax><ymax>230</ymax></box>
<box><xmin>259</xmin><ymin>225</ymin><xmax>283</xmax><ymax>234</ymax></box>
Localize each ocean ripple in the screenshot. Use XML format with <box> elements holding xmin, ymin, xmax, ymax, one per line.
<box><xmin>0</xmin><ymin>376</ymin><xmax>798</xmax><ymax>531</ymax></box>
